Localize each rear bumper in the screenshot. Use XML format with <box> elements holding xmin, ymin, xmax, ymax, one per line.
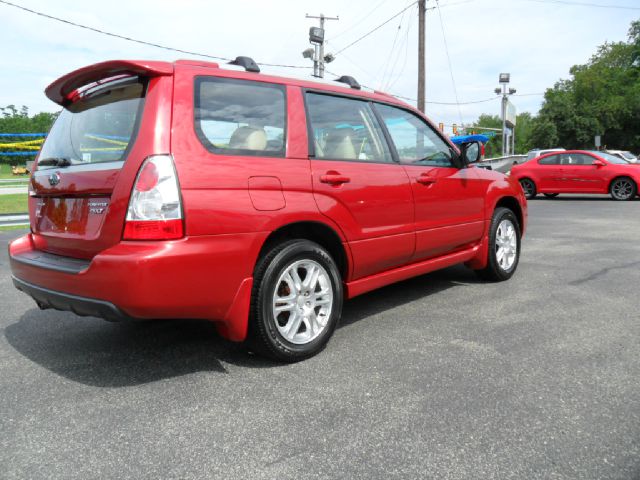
<box><xmin>9</xmin><ymin>232</ymin><xmax>266</xmax><ymax>341</ymax></box>
<box><xmin>13</xmin><ymin>276</ymin><xmax>133</xmax><ymax>322</ymax></box>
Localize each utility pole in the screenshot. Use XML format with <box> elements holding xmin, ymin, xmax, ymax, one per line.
<box><xmin>417</xmin><ymin>0</ymin><xmax>426</xmax><ymax>113</ymax></box>
<box><xmin>305</xmin><ymin>14</ymin><xmax>339</xmax><ymax>78</ymax></box>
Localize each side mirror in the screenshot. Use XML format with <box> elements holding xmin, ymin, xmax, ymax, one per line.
<box><xmin>460</xmin><ymin>141</ymin><xmax>481</xmax><ymax>165</ymax></box>
<box><xmin>593</xmin><ymin>159</ymin><xmax>606</xmax><ymax>167</ymax></box>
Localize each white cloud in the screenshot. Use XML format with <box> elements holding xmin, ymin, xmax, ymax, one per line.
<box><xmin>0</xmin><ymin>0</ymin><xmax>637</xmax><ymax>132</ymax></box>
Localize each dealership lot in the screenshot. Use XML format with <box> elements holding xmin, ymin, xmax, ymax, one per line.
<box><xmin>1</xmin><ymin>196</ymin><xmax>639</xmax><ymax>480</ymax></box>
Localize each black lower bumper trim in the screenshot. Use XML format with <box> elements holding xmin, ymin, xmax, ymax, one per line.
<box><xmin>11</xmin><ymin>250</ymin><xmax>91</xmax><ymax>274</ymax></box>
<box><xmin>12</xmin><ymin>276</ymin><xmax>133</xmax><ymax>322</ymax></box>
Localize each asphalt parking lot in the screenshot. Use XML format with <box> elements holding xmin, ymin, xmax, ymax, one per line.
<box><xmin>1</xmin><ymin>195</ymin><xmax>639</xmax><ymax>480</ymax></box>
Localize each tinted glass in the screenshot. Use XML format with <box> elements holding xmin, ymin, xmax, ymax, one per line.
<box><xmin>195</xmin><ymin>77</ymin><xmax>286</xmax><ymax>156</ymax></box>
<box><xmin>305</xmin><ymin>93</ymin><xmax>392</xmax><ymax>163</ymax></box>
<box><xmin>38</xmin><ymin>79</ymin><xmax>144</xmax><ymax>170</ymax></box>
<box><xmin>375</xmin><ymin>104</ymin><xmax>454</xmax><ymax>167</ymax></box>
<box><xmin>538</xmin><ymin>155</ymin><xmax>560</xmax><ymax>165</ymax></box>
<box><xmin>588</xmin><ymin>151</ymin><xmax>628</xmax><ymax>165</ymax></box>
<box><xmin>561</xmin><ymin>153</ymin><xmax>597</xmax><ymax>165</ymax></box>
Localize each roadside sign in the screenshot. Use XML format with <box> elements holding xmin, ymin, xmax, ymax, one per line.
<box><xmin>595</xmin><ymin>135</ymin><xmax>601</xmax><ymax>148</ymax></box>
<box><xmin>505</xmin><ymin>101</ymin><xmax>517</xmax><ymax>127</ymax></box>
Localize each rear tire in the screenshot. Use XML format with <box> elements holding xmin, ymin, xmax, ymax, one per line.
<box><xmin>247</xmin><ymin>239</ymin><xmax>343</xmax><ymax>362</ymax></box>
<box><xmin>519</xmin><ymin>178</ymin><xmax>537</xmax><ymax>199</ymax></box>
<box><xmin>543</xmin><ymin>193</ymin><xmax>559</xmax><ymax>198</ymax></box>
<box><xmin>475</xmin><ymin>207</ymin><xmax>521</xmax><ymax>282</ymax></box>
<box><xmin>610</xmin><ymin>177</ymin><xmax>636</xmax><ymax>201</ymax></box>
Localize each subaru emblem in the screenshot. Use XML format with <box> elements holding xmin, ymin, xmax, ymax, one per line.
<box><xmin>48</xmin><ymin>172</ymin><xmax>61</xmax><ymax>186</ymax></box>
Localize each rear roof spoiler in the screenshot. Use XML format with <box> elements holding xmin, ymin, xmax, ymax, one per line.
<box><xmin>45</xmin><ymin>60</ymin><xmax>174</xmax><ymax>106</ymax></box>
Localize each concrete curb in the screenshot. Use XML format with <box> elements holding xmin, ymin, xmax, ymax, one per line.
<box><xmin>0</xmin><ymin>213</ymin><xmax>29</xmax><ymax>227</ymax></box>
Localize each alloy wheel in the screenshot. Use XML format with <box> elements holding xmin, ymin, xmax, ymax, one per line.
<box><xmin>520</xmin><ymin>179</ymin><xmax>535</xmax><ymax>197</ymax></box>
<box><xmin>495</xmin><ymin>219</ymin><xmax>518</xmax><ymax>271</ymax></box>
<box><xmin>272</xmin><ymin>259</ymin><xmax>334</xmax><ymax>345</ymax></box>
<box><xmin>611</xmin><ymin>179</ymin><xmax>634</xmax><ymax>200</ymax></box>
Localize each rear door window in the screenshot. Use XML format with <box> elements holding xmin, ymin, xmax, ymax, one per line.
<box><xmin>304</xmin><ymin>93</ymin><xmax>392</xmax><ymax>163</ymax></box>
<box><xmin>37</xmin><ymin>78</ymin><xmax>145</xmax><ymax>169</ymax></box>
<box><xmin>195</xmin><ymin>77</ymin><xmax>286</xmax><ymax>157</ymax></box>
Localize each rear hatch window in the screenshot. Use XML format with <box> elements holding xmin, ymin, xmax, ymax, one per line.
<box><xmin>31</xmin><ymin>77</ymin><xmax>146</xmax><ymax>259</ymax></box>
<box><xmin>38</xmin><ymin>79</ymin><xmax>145</xmax><ymax>169</ymax></box>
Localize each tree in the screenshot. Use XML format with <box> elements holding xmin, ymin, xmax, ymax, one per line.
<box><xmin>469</xmin><ymin>112</ymin><xmax>536</xmax><ymax>156</ymax></box>
<box><xmin>0</xmin><ymin>105</ymin><xmax>58</xmax><ymax>164</ymax></box>
<box><xmin>533</xmin><ymin>19</ymin><xmax>640</xmax><ymax>151</ymax></box>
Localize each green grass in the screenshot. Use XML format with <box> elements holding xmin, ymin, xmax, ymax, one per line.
<box><xmin>0</xmin><ymin>224</ymin><xmax>29</xmax><ymax>232</ymax></box>
<box><xmin>0</xmin><ymin>193</ymin><xmax>28</xmax><ymax>214</ymax></box>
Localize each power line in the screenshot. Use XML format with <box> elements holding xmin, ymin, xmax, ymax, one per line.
<box><xmin>521</xmin><ymin>0</ymin><xmax>640</xmax><ymax>9</ymax></box>
<box><xmin>386</xmin><ymin>11</ymin><xmax>415</xmax><ymax>91</ymax></box>
<box><xmin>333</xmin><ymin>2</ymin><xmax>418</xmax><ymax>56</ymax></box>
<box><xmin>328</xmin><ymin>0</ymin><xmax>390</xmax><ymax>41</ymax></box>
<box><xmin>405</xmin><ymin>95</ymin><xmax>501</xmax><ymax>105</ymax></box>
<box><xmin>324</xmin><ymin>67</ymin><xmax>500</xmax><ymax>105</ymax></box>
<box><xmin>0</xmin><ymin>0</ymin><xmax>312</xmax><ymax>69</ymax></box>
<box><xmin>379</xmin><ymin>0</ymin><xmax>411</xmax><ymax>89</ymax></box>
<box><xmin>435</xmin><ymin>1</ymin><xmax>463</xmax><ymax>123</ymax></box>
<box><xmin>426</xmin><ymin>0</ymin><xmax>478</xmax><ymax>10</ymax></box>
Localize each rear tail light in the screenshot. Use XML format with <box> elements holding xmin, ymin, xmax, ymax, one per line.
<box><xmin>123</xmin><ymin>155</ymin><xmax>184</xmax><ymax>240</ymax></box>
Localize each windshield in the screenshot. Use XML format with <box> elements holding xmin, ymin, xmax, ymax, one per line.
<box><xmin>38</xmin><ymin>78</ymin><xmax>145</xmax><ymax>169</ymax></box>
<box><xmin>620</xmin><ymin>151</ymin><xmax>636</xmax><ymax>160</ymax></box>
<box><xmin>590</xmin><ymin>151</ymin><xmax>629</xmax><ymax>165</ymax></box>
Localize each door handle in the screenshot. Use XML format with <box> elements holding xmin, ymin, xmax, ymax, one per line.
<box><xmin>416</xmin><ymin>174</ymin><xmax>437</xmax><ymax>185</ymax></box>
<box><xmin>320</xmin><ymin>172</ymin><xmax>351</xmax><ymax>185</ymax></box>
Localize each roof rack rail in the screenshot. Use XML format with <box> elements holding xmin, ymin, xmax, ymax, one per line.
<box><xmin>334</xmin><ymin>75</ymin><xmax>361</xmax><ymax>90</ymax></box>
<box><xmin>228</xmin><ymin>56</ymin><xmax>260</xmax><ymax>73</ymax></box>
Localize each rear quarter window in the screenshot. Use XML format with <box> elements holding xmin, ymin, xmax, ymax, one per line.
<box><xmin>194</xmin><ymin>77</ymin><xmax>286</xmax><ymax>157</ymax></box>
<box><xmin>538</xmin><ymin>155</ymin><xmax>560</xmax><ymax>165</ymax></box>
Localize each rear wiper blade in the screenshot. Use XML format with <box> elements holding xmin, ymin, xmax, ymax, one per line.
<box><xmin>38</xmin><ymin>157</ymin><xmax>72</xmax><ymax>167</ymax></box>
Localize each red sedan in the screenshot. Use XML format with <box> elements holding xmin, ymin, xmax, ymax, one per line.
<box><xmin>511</xmin><ymin>150</ymin><xmax>640</xmax><ymax>201</ymax></box>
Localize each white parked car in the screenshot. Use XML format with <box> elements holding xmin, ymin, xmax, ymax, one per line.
<box><xmin>526</xmin><ymin>148</ymin><xmax>565</xmax><ymax>161</ymax></box>
<box><xmin>605</xmin><ymin>150</ymin><xmax>638</xmax><ymax>164</ymax></box>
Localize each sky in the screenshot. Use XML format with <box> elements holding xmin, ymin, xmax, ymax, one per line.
<box><xmin>0</xmin><ymin>0</ymin><xmax>638</xmax><ymax>134</ymax></box>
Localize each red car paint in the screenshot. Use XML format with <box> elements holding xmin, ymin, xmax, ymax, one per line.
<box><xmin>511</xmin><ymin>150</ymin><xmax>640</xmax><ymax>196</ymax></box>
<box><xmin>9</xmin><ymin>59</ymin><xmax>527</xmax><ymax>341</ymax></box>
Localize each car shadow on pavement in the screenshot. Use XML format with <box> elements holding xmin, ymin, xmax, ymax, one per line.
<box><xmin>533</xmin><ymin>195</ymin><xmax>634</xmax><ymax>201</ymax></box>
<box><xmin>340</xmin><ymin>264</ymin><xmax>479</xmax><ymax>328</ymax></box>
<box><xmin>4</xmin><ymin>265</ymin><xmax>478</xmax><ymax>388</ymax></box>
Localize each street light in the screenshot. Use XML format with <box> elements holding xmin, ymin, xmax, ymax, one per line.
<box><xmin>495</xmin><ymin>73</ymin><xmax>516</xmax><ymax>156</ymax></box>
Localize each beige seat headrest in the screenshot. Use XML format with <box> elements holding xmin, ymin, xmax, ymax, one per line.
<box><xmin>228</xmin><ymin>126</ymin><xmax>268</xmax><ymax>151</ymax></box>
<box><xmin>324</xmin><ymin>128</ymin><xmax>357</xmax><ymax>160</ymax></box>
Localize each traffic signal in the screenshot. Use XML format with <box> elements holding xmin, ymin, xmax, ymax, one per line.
<box><xmin>452</xmin><ymin>124</ymin><xmax>458</xmax><ymax>135</ymax></box>
<box><xmin>438</xmin><ymin>122</ymin><xmax>444</xmax><ymax>132</ymax></box>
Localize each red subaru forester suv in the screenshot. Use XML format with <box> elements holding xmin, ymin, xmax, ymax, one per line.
<box><xmin>9</xmin><ymin>59</ymin><xmax>527</xmax><ymax>361</ymax></box>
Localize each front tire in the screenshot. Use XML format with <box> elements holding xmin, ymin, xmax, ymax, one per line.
<box><xmin>519</xmin><ymin>178</ymin><xmax>537</xmax><ymax>199</ymax></box>
<box><xmin>247</xmin><ymin>239</ymin><xmax>343</xmax><ymax>362</ymax></box>
<box><xmin>475</xmin><ymin>207</ymin><xmax>521</xmax><ymax>282</ymax></box>
<box><xmin>610</xmin><ymin>177</ymin><xmax>637</xmax><ymax>201</ymax></box>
